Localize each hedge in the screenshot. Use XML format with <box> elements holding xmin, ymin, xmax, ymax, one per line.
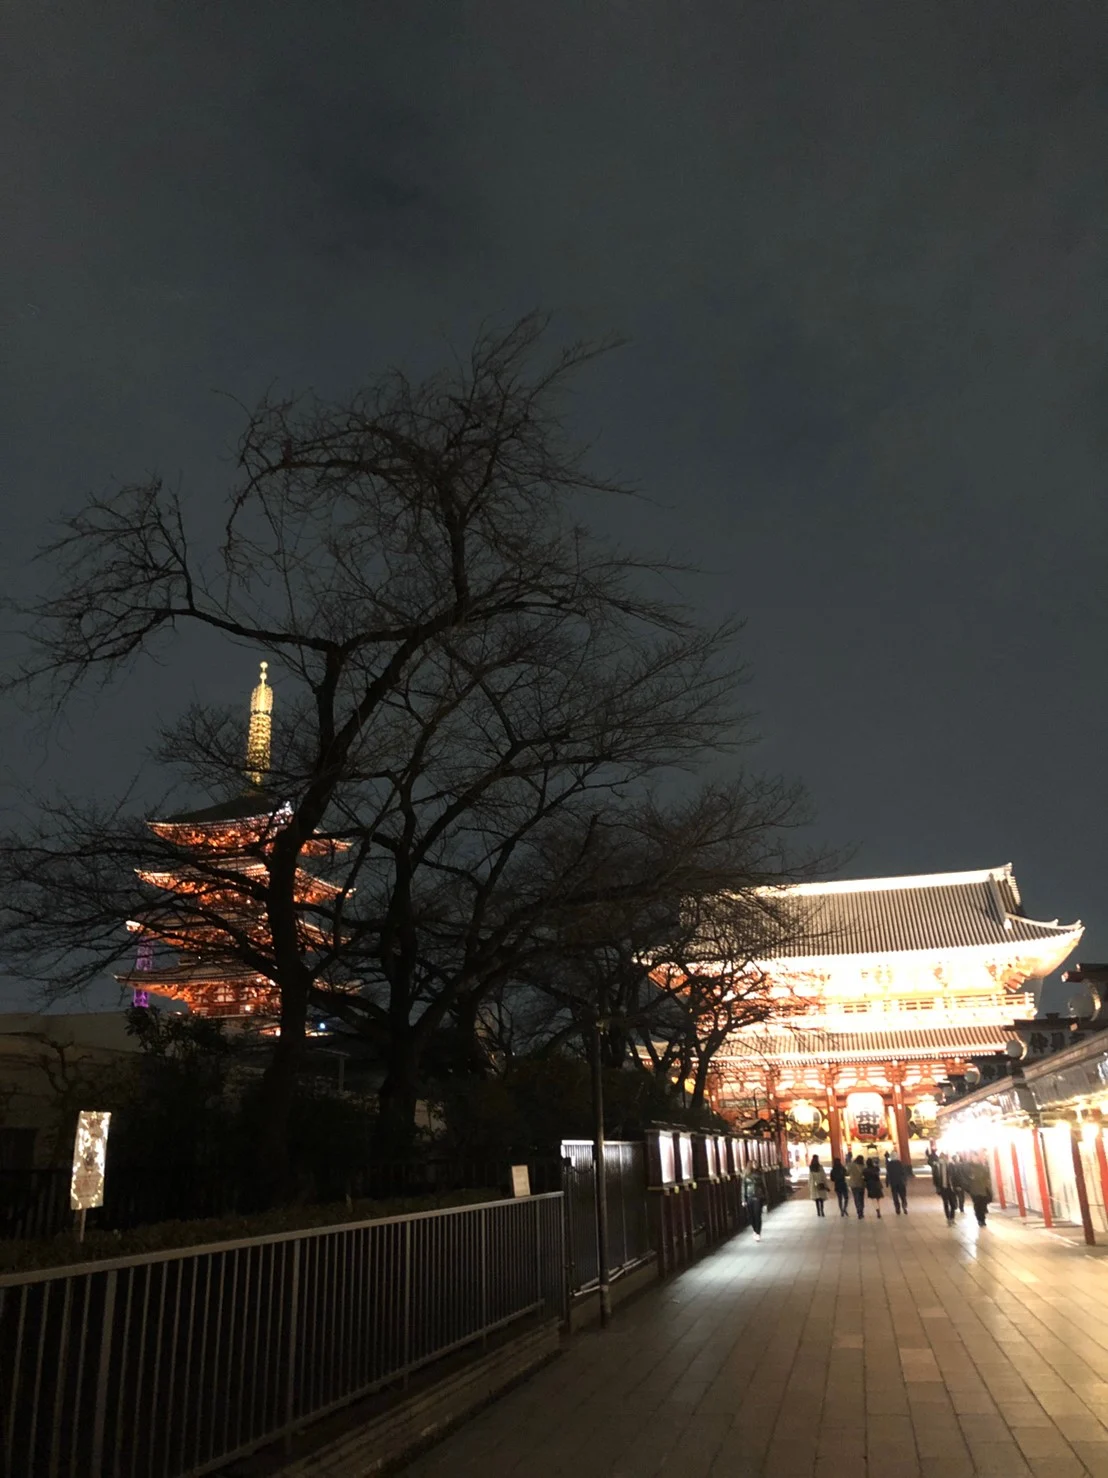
<box><xmin>0</xmin><ymin>1188</ymin><xmax>499</xmax><ymax>1276</ymax></box>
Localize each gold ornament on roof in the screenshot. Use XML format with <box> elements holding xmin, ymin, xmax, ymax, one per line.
<box><xmin>246</xmin><ymin>660</ymin><xmax>273</xmax><ymax>786</ymax></box>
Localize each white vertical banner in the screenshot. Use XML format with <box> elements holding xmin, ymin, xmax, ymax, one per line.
<box><xmin>510</xmin><ymin>1164</ymin><xmax>531</xmax><ymax>1198</ymax></box>
<box><xmin>70</xmin><ymin>1110</ymin><xmax>111</xmax><ymax>1211</ymax></box>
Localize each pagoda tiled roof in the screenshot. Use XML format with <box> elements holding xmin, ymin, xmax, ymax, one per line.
<box><xmin>162</xmin><ymin>791</ymin><xmax>281</xmax><ymax>825</ymax></box>
<box><xmin>757</xmin><ymin>865</ymin><xmax>1081</xmax><ymax>962</ymax></box>
<box><xmin>725</xmin><ymin>1022</ymin><xmax>1009</xmax><ymax>1066</ymax></box>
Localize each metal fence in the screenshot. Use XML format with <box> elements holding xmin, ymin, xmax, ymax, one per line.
<box><xmin>0</xmin><ymin>1193</ymin><xmax>565</xmax><ymax>1478</ymax></box>
<box><xmin>560</xmin><ymin>1140</ymin><xmax>651</xmax><ymax>1293</ymax></box>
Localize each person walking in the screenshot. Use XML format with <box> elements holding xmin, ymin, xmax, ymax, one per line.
<box><xmin>809</xmin><ymin>1155</ymin><xmax>830</xmax><ymax>1217</ymax></box>
<box><xmin>927</xmin><ymin>1147</ymin><xmax>941</xmax><ymax>1188</ymax></box>
<box><xmin>847</xmin><ymin>1155</ymin><xmax>867</xmax><ymax>1219</ymax></box>
<box><xmin>950</xmin><ymin>1154</ymin><xmax>967</xmax><ymax>1214</ymax></box>
<box><xmin>742</xmin><ymin>1165</ymin><xmax>767</xmax><ymax>1240</ymax></box>
<box><xmin>935</xmin><ymin>1153</ymin><xmax>959</xmax><ymax>1222</ymax></box>
<box><xmin>829</xmin><ymin>1156</ymin><xmax>849</xmax><ymax>1217</ymax></box>
<box><xmin>863</xmin><ymin>1156</ymin><xmax>884</xmax><ymax>1219</ymax></box>
<box><xmin>962</xmin><ymin>1154</ymin><xmax>992</xmax><ymax>1226</ymax></box>
<box><xmin>885</xmin><ymin>1154</ymin><xmax>908</xmax><ymax>1215</ymax></box>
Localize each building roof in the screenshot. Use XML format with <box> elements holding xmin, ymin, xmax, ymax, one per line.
<box><xmin>163</xmin><ymin>791</ymin><xmax>281</xmax><ymax>825</ymax></box>
<box><xmin>754</xmin><ymin>864</ymin><xmax>1081</xmax><ymax>964</ymax></box>
<box><xmin>723</xmin><ymin>1023</ymin><xmax>1009</xmax><ymax>1066</ymax></box>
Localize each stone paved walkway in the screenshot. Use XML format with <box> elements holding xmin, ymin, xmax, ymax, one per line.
<box><xmin>401</xmin><ymin>1189</ymin><xmax>1108</xmax><ymax>1477</ymax></box>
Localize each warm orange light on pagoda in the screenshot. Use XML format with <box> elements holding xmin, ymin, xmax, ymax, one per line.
<box><xmin>117</xmin><ymin>663</ymin><xmax>353</xmax><ymax>1021</ymax></box>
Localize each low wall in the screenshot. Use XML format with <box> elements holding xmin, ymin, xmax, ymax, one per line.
<box><xmin>255</xmin><ymin>1320</ymin><xmax>562</xmax><ymax>1478</ymax></box>
<box><xmin>568</xmin><ymin>1253</ymin><xmax>659</xmax><ymax>1331</ymax></box>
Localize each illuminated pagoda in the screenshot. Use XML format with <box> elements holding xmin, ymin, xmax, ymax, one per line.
<box><xmin>706</xmin><ymin>866</ymin><xmax>1082</xmax><ymax>1168</ymax></box>
<box><xmin>119</xmin><ymin>663</ymin><xmax>344</xmax><ymax>1020</ymax></box>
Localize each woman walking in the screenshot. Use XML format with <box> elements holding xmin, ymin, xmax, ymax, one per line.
<box><xmin>829</xmin><ymin>1156</ymin><xmax>849</xmax><ymax>1216</ymax></box>
<box><xmin>808</xmin><ymin>1155</ymin><xmax>830</xmax><ymax>1217</ymax></box>
<box><xmin>863</xmin><ymin>1156</ymin><xmax>884</xmax><ymax>1219</ymax></box>
<box><xmin>742</xmin><ymin>1165</ymin><xmax>767</xmax><ymax>1241</ymax></box>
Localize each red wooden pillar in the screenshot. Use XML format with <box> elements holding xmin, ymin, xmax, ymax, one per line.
<box><xmin>888</xmin><ymin>1066</ymin><xmax>912</xmax><ymax>1168</ymax></box>
<box><xmin>1009</xmin><ymin>1140</ymin><xmax>1026</xmax><ymax>1217</ymax></box>
<box><xmin>894</xmin><ymin>1100</ymin><xmax>912</xmax><ymax>1168</ymax></box>
<box><xmin>1071</xmin><ymin>1128</ymin><xmax>1097</xmax><ymax>1247</ymax></box>
<box><xmin>824</xmin><ymin>1080</ymin><xmax>844</xmax><ymax>1166</ymax></box>
<box><xmin>1031</xmin><ymin>1127</ymin><xmax>1053</xmax><ymax>1228</ymax></box>
<box><xmin>1094</xmin><ymin>1127</ymin><xmax>1108</xmax><ymax>1228</ymax></box>
<box><xmin>828</xmin><ymin>1107</ymin><xmax>843</xmax><ymax>1166</ymax></box>
<box><xmin>992</xmin><ymin>1147</ymin><xmax>1007</xmax><ymax>1210</ymax></box>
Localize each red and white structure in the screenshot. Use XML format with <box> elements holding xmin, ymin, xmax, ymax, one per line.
<box><xmin>711</xmin><ymin>865</ymin><xmax>1082</xmax><ymax>1168</ymax></box>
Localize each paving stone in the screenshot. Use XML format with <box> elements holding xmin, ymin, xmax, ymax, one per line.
<box><xmin>397</xmin><ymin>1193</ymin><xmax>1108</xmax><ymax>1476</ymax></box>
<box><xmin>1025</xmin><ymin>1457</ymin><xmax>1089</xmax><ymax>1478</ymax></box>
<box><xmin>1010</xmin><ymin>1424</ymin><xmax>1082</xmax><ymax>1459</ymax></box>
<box><xmin>960</xmin><ymin>1442</ymin><xmax>1033</xmax><ymax>1476</ymax></box>
<box><xmin>1072</xmin><ymin>1442</ymin><xmax>1108</xmax><ymax>1477</ymax></box>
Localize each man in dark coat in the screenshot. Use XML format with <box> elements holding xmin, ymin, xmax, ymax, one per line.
<box><xmin>949</xmin><ymin>1154</ymin><xmax>967</xmax><ymax>1213</ymax></box>
<box><xmin>962</xmin><ymin>1155</ymin><xmax>993</xmax><ymax>1226</ymax></box>
<box><xmin>935</xmin><ymin>1153</ymin><xmax>959</xmax><ymax>1222</ymax></box>
<box><xmin>885</xmin><ymin>1155</ymin><xmax>908</xmax><ymax>1214</ymax></box>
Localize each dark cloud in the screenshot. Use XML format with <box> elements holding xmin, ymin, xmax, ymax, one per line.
<box><xmin>2</xmin><ymin>2</ymin><xmax>1107</xmax><ymax>1007</ymax></box>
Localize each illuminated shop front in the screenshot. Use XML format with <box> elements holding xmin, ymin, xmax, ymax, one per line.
<box><xmin>938</xmin><ymin>1028</ymin><xmax>1108</xmax><ymax>1245</ymax></box>
<box><xmin>707</xmin><ymin>866</ymin><xmax>1082</xmax><ymax>1169</ymax></box>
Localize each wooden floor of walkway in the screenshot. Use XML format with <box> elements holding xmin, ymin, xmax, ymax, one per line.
<box><xmin>401</xmin><ymin>1188</ymin><xmax>1108</xmax><ymax>1477</ymax></box>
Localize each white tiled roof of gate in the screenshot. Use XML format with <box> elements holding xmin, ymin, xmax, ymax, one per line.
<box><xmin>751</xmin><ymin>864</ymin><xmax>1081</xmax><ymax>960</ymax></box>
<box><xmin>726</xmin><ymin>1023</ymin><xmax>1009</xmax><ymax>1064</ymax></box>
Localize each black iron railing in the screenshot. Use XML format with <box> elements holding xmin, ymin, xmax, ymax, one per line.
<box><xmin>0</xmin><ymin>1193</ymin><xmax>566</xmax><ymax>1478</ymax></box>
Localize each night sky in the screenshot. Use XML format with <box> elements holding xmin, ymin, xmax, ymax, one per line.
<box><xmin>3</xmin><ymin>5</ymin><xmax>1106</xmax><ymax>1009</ymax></box>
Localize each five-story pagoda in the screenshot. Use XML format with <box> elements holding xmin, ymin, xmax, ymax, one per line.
<box><xmin>118</xmin><ymin>663</ymin><xmax>346</xmax><ymax>1020</ymax></box>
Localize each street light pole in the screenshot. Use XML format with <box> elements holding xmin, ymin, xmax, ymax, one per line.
<box><xmin>591</xmin><ymin>1015</ymin><xmax>612</xmax><ymax>1327</ymax></box>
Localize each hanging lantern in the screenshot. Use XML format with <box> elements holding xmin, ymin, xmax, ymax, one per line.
<box><xmin>911</xmin><ymin>1096</ymin><xmax>938</xmax><ymax>1131</ymax></box>
<box><xmin>846</xmin><ymin>1091</ymin><xmax>887</xmax><ymax>1142</ymax></box>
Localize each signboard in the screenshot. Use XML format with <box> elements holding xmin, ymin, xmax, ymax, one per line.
<box><xmin>510</xmin><ymin>1164</ymin><xmax>531</xmax><ymax>1198</ymax></box>
<box><xmin>70</xmin><ymin>1110</ymin><xmax>111</xmax><ymax>1211</ymax></box>
<box><xmin>677</xmin><ymin>1134</ymin><xmax>694</xmax><ymax>1183</ymax></box>
<box><xmin>656</xmin><ymin>1134</ymin><xmax>676</xmax><ymax>1186</ymax></box>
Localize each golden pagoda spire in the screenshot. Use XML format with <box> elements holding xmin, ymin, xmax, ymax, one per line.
<box><xmin>246</xmin><ymin>660</ymin><xmax>273</xmax><ymax>786</ymax></box>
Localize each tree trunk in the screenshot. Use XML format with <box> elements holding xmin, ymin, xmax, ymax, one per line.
<box><xmin>602</xmin><ymin>1023</ymin><xmax>628</xmax><ymax>1070</ymax></box>
<box><xmin>452</xmin><ymin>993</ymin><xmax>490</xmax><ymax>1075</ymax></box>
<box><xmin>373</xmin><ymin>1038</ymin><xmax>421</xmax><ymax>1158</ymax></box>
<box><xmin>249</xmin><ymin>975</ymin><xmax>309</xmax><ymax>1207</ymax></box>
<box><xmin>690</xmin><ymin>1050</ymin><xmax>713</xmax><ymax>1114</ymax></box>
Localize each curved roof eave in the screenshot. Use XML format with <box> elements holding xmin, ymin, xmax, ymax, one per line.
<box><xmin>747</xmin><ymin>864</ymin><xmax>1019</xmax><ymax>898</ymax></box>
<box><xmin>754</xmin><ymin>925</ymin><xmax>1083</xmax><ymax>973</ymax></box>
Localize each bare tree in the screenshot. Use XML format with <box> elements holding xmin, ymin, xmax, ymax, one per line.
<box><xmin>643</xmin><ymin>889</ymin><xmax>811</xmax><ymax>1114</ymax></box>
<box><xmin>0</xmin><ymin>317</ymin><xmax>774</xmax><ymax>1191</ymax></box>
<box><xmin>509</xmin><ymin>782</ymin><xmax>822</xmax><ymax>1115</ymax></box>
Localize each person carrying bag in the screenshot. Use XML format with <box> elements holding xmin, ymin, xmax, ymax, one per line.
<box><xmin>808</xmin><ymin>1155</ymin><xmax>830</xmax><ymax>1218</ymax></box>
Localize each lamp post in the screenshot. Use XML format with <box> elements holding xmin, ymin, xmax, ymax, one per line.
<box><xmin>590</xmin><ymin>1015</ymin><xmax>612</xmax><ymax>1327</ymax></box>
